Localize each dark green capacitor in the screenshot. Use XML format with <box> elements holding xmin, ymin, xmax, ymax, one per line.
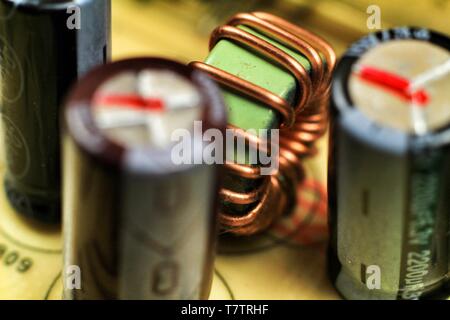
<box><xmin>0</xmin><ymin>0</ymin><xmax>111</xmax><ymax>223</ymax></box>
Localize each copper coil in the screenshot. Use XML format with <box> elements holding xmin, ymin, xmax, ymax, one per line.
<box><xmin>190</xmin><ymin>12</ymin><xmax>336</xmax><ymax>235</ymax></box>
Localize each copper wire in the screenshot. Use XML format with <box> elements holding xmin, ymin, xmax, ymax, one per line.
<box><xmin>190</xmin><ymin>12</ymin><xmax>336</xmax><ymax>235</ymax></box>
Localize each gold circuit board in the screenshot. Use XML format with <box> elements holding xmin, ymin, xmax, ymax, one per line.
<box><xmin>1</xmin><ymin>0</ymin><xmax>448</xmax><ymax>300</ymax></box>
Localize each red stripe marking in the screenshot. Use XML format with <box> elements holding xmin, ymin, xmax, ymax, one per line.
<box><xmin>357</xmin><ymin>65</ymin><xmax>430</xmax><ymax>106</ymax></box>
<box><xmin>94</xmin><ymin>94</ymin><xmax>165</xmax><ymax>112</ymax></box>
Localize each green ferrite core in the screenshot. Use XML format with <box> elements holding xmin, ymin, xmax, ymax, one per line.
<box><xmin>204</xmin><ymin>25</ymin><xmax>313</xmax><ymax>216</ymax></box>
<box><xmin>205</xmin><ymin>25</ymin><xmax>312</xmax><ymax>132</ymax></box>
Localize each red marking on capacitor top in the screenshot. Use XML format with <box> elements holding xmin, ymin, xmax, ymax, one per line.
<box><xmin>94</xmin><ymin>94</ymin><xmax>165</xmax><ymax>112</ymax></box>
<box><xmin>356</xmin><ymin>65</ymin><xmax>430</xmax><ymax>106</ymax></box>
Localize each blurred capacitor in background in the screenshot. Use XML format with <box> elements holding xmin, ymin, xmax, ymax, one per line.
<box><xmin>0</xmin><ymin>0</ymin><xmax>111</xmax><ymax>223</ymax></box>
<box><xmin>63</xmin><ymin>58</ymin><xmax>227</xmax><ymax>300</ymax></box>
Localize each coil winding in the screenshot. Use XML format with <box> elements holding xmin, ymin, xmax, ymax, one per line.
<box><xmin>191</xmin><ymin>12</ymin><xmax>336</xmax><ymax>235</ymax></box>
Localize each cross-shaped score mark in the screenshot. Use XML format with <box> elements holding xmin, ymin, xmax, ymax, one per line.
<box><xmin>354</xmin><ymin>65</ymin><xmax>430</xmax><ymax>106</ymax></box>
<box><xmin>93</xmin><ymin>94</ymin><xmax>169</xmax><ymax>147</ymax></box>
<box><xmin>353</xmin><ymin>60</ymin><xmax>450</xmax><ymax>135</ymax></box>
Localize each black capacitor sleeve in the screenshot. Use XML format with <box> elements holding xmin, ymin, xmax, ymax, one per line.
<box><xmin>0</xmin><ymin>0</ymin><xmax>111</xmax><ymax>223</ymax></box>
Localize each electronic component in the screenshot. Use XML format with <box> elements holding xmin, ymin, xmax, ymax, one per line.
<box><xmin>191</xmin><ymin>12</ymin><xmax>335</xmax><ymax>235</ymax></box>
<box><xmin>0</xmin><ymin>0</ymin><xmax>111</xmax><ymax>223</ymax></box>
<box><xmin>62</xmin><ymin>58</ymin><xmax>227</xmax><ymax>300</ymax></box>
<box><xmin>329</xmin><ymin>27</ymin><xmax>450</xmax><ymax>300</ymax></box>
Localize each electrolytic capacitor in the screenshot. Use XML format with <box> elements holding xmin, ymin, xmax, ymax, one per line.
<box><xmin>62</xmin><ymin>58</ymin><xmax>227</xmax><ymax>300</ymax></box>
<box><xmin>0</xmin><ymin>0</ymin><xmax>111</xmax><ymax>223</ymax></box>
<box><xmin>329</xmin><ymin>27</ymin><xmax>450</xmax><ymax>300</ymax></box>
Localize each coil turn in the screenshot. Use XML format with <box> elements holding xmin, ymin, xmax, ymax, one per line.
<box><xmin>191</xmin><ymin>12</ymin><xmax>336</xmax><ymax>235</ymax></box>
